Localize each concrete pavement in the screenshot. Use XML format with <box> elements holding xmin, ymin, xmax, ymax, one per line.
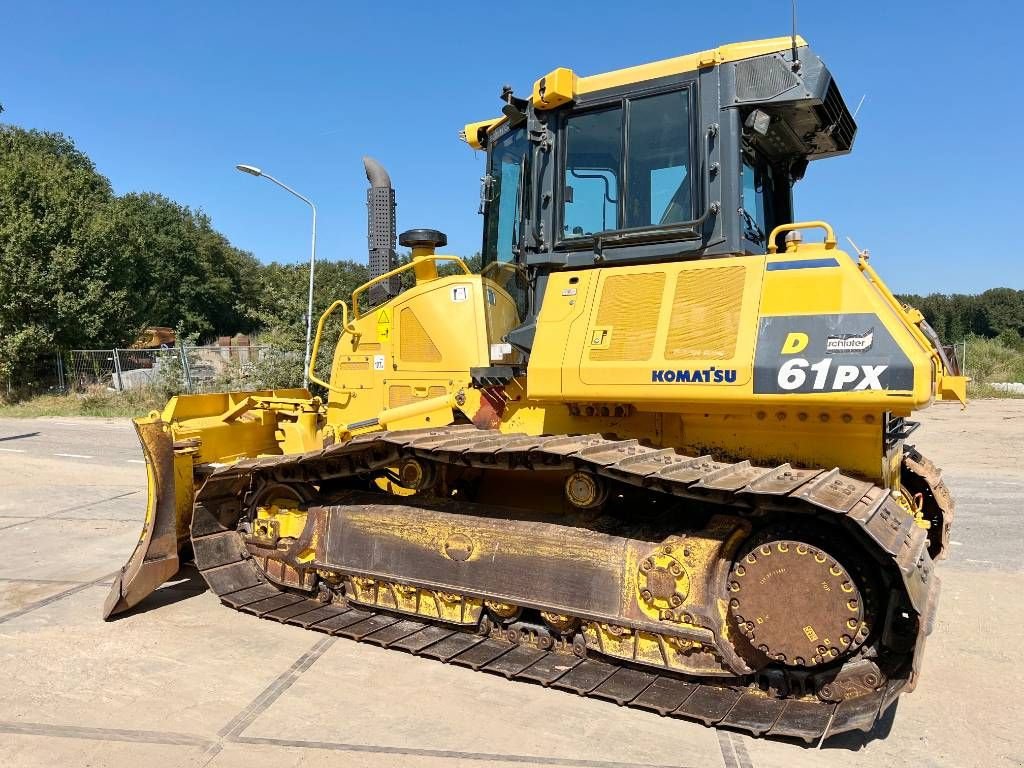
<box><xmin>0</xmin><ymin>408</ymin><xmax>1021</xmax><ymax>768</ymax></box>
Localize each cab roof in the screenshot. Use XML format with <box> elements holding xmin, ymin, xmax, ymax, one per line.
<box><xmin>463</xmin><ymin>36</ymin><xmax>807</xmax><ymax>149</ymax></box>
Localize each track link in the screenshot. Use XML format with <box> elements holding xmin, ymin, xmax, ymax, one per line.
<box><xmin>189</xmin><ymin>425</ymin><xmax>941</xmax><ymax>742</ymax></box>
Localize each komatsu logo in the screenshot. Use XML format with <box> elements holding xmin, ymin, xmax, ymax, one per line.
<box><xmin>651</xmin><ymin>367</ymin><xmax>737</xmax><ymax>384</ymax></box>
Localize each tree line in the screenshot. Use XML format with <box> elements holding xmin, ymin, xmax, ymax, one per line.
<box><xmin>894</xmin><ymin>289</ymin><xmax>1024</xmax><ymax>349</ymax></box>
<box><xmin>0</xmin><ymin>124</ymin><xmax>385</xmax><ymax>383</ymax></box>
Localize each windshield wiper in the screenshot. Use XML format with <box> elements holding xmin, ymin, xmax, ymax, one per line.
<box><xmin>739</xmin><ymin>207</ymin><xmax>765</xmax><ymax>245</ymax></box>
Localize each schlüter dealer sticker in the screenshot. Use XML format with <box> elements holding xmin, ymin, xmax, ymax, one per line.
<box><xmin>826</xmin><ymin>330</ymin><xmax>874</xmax><ymax>353</ymax></box>
<box><xmin>753</xmin><ymin>314</ymin><xmax>914</xmax><ymax>394</ymax></box>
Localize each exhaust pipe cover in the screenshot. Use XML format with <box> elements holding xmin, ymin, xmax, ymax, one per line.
<box><xmin>363</xmin><ymin>156</ymin><xmax>398</xmax><ymax>304</ymax></box>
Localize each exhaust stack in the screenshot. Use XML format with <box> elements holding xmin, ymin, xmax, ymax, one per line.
<box><xmin>363</xmin><ymin>157</ymin><xmax>398</xmax><ymax>304</ymax></box>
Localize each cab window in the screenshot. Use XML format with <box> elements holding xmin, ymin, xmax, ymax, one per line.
<box><xmin>560</xmin><ymin>88</ymin><xmax>693</xmax><ymax>244</ymax></box>
<box><xmin>741</xmin><ymin>153</ymin><xmax>769</xmax><ymax>247</ymax></box>
<box><xmin>625</xmin><ymin>89</ymin><xmax>692</xmax><ymax>228</ymax></box>
<box><xmin>563</xmin><ymin>107</ymin><xmax>621</xmax><ymax>238</ymax></box>
<box><xmin>482</xmin><ymin>127</ymin><xmax>528</xmax><ymax>266</ymax></box>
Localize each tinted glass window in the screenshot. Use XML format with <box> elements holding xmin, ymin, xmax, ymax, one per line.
<box><xmin>563</xmin><ymin>107</ymin><xmax>621</xmax><ymax>238</ymax></box>
<box><xmin>741</xmin><ymin>156</ymin><xmax>767</xmax><ymax>246</ymax></box>
<box><xmin>625</xmin><ymin>90</ymin><xmax>691</xmax><ymax>228</ymax></box>
<box><xmin>483</xmin><ymin>128</ymin><xmax>527</xmax><ymax>266</ymax></box>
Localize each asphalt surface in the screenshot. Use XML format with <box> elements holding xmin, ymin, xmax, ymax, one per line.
<box><xmin>0</xmin><ymin>408</ymin><xmax>1021</xmax><ymax>768</ymax></box>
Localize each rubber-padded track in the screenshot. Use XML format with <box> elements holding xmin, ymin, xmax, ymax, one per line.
<box><xmin>190</xmin><ymin>425</ymin><xmax>941</xmax><ymax>742</ymax></box>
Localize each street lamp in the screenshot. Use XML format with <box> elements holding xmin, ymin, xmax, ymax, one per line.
<box><xmin>235</xmin><ymin>163</ymin><xmax>318</xmax><ymax>389</ymax></box>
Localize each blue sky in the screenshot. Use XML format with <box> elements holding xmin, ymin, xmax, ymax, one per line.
<box><xmin>2</xmin><ymin>1</ymin><xmax>1020</xmax><ymax>294</ymax></box>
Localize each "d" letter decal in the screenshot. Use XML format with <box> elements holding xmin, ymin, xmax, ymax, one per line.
<box><xmin>781</xmin><ymin>332</ymin><xmax>809</xmax><ymax>354</ymax></box>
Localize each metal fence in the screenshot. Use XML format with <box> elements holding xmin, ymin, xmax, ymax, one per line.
<box><xmin>67</xmin><ymin>346</ymin><xmax>277</xmax><ymax>394</ymax></box>
<box><xmin>4</xmin><ymin>352</ymin><xmax>66</xmax><ymax>398</ymax></box>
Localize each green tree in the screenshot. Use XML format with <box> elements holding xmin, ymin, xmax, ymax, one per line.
<box><xmin>106</xmin><ymin>192</ymin><xmax>262</xmax><ymax>340</ymax></box>
<box><xmin>978</xmin><ymin>287</ymin><xmax>1024</xmax><ymax>338</ymax></box>
<box><xmin>0</xmin><ymin>126</ymin><xmax>136</xmax><ymax>379</ymax></box>
<box><xmin>898</xmin><ymin>289</ymin><xmax>1024</xmax><ymax>344</ymax></box>
<box><xmin>247</xmin><ymin>260</ymin><xmax>371</xmax><ymax>350</ymax></box>
<box><xmin>0</xmin><ymin>124</ymin><xmax>278</xmax><ymax>388</ymax></box>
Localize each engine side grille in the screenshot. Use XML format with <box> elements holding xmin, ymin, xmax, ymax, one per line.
<box><xmin>399</xmin><ymin>308</ymin><xmax>442</xmax><ymax>363</ymax></box>
<box><xmin>589</xmin><ymin>273</ymin><xmax>665</xmax><ymax>362</ymax></box>
<box><xmin>389</xmin><ymin>384</ymin><xmax>446</xmax><ymax>408</ymax></box>
<box><xmin>664</xmin><ymin>266</ymin><xmax>745</xmax><ymax>360</ymax></box>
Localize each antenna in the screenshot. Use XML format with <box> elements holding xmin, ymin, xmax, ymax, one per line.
<box><xmin>853</xmin><ymin>94</ymin><xmax>867</xmax><ymax>119</ymax></box>
<box><xmin>790</xmin><ymin>0</ymin><xmax>801</xmax><ymax>72</ymax></box>
<box><xmin>846</xmin><ymin>236</ymin><xmax>870</xmax><ymax>260</ymax></box>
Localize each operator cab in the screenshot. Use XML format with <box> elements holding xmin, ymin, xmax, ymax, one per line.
<box><xmin>469</xmin><ymin>36</ymin><xmax>856</xmax><ymax>353</ymax></box>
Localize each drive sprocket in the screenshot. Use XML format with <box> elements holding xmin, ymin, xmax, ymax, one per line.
<box><xmin>728</xmin><ymin>538</ymin><xmax>869</xmax><ymax>668</ymax></box>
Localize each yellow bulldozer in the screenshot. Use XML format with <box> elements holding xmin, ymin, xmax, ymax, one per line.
<box><xmin>105</xmin><ymin>36</ymin><xmax>966</xmax><ymax>742</ymax></box>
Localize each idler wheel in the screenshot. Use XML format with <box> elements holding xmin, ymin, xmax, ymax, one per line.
<box><xmin>728</xmin><ymin>538</ymin><xmax>869</xmax><ymax>668</ymax></box>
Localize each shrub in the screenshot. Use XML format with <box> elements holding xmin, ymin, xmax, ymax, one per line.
<box><xmin>963</xmin><ymin>335</ymin><xmax>1024</xmax><ymax>397</ymax></box>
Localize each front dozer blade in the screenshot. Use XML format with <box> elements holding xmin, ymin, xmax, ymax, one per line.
<box><xmin>102</xmin><ymin>417</ymin><xmax>181</xmax><ymax>619</ymax></box>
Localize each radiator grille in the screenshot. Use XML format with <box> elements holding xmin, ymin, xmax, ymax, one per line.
<box><xmin>590</xmin><ymin>273</ymin><xmax>665</xmax><ymax>362</ymax></box>
<box><xmin>814</xmin><ymin>78</ymin><xmax>856</xmax><ymax>153</ymax></box>
<box><xmin>664</xmin><ymin>266</ymin><xmax>745</xmax><ymax>360</ymax></box>
<box><xmin>399</xmin><ymin>308</ymin><xmax>441</xmax><ymax>363</ymax></box>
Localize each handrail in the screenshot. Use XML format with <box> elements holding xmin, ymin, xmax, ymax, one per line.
<box><xmin>857</xmin><ymin>254</ymin><xmax>943</xmax><ymax>368</ymax></box>
<box><xmin>766</xmin><ymin>221</ymin><xmax>837</xmax><ymax>254</ymax></box>
<box><xmin>352</xmin><ymin>254</ymin><xmax>471</xmax><ymax>319</ymax></box>
<box><xmin>308</xmin><ymin>299</ymin><xmax>358</xmax><ymax>392</ymax></box>
<box><xmin>857</xmin><ymin>254</ymin><xmax>968</xmax><ymax>404</ymax></box>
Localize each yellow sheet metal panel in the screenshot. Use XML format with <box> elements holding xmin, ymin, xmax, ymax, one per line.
<box><xmin>525</xmin><ymin>270</ymin><xmax>599</xmax><ymax>401</ymax></box>
<box><xmin>575</xmin><ymin>37</ymin><xmax>804</xmax><ymax>97</ymax></box>
<box><xmin>532</xmin><ymin>66</ymin><xmax>578</xmax><ymax>110</ymax></box>
<box><xmin>757</xmin><ymin>247</ymin><xmax>935</xmax><ymax>408</ymax></box>
<box><xmin>324</xmin><ymin>275</ymin><xmax>490</xmax><ymax>432</ymax></box>
<box><xmin>481</xmin><ymin>277</ymin><xmax>521</xmax><ymax>350</ymax></box>
<box><xmin>389</xmin><ymin>278</ymin><xmax>487</xmax><ymax>373</ymax></box>
<box><xmin>389</xmin><ymin>383</ymin><xmax>447</xmax><ymax>409</ymax></box>
<box><xmin>529</xmin><ymin>248</ymin><xmax>934</xmax><ymax>410</ymax></box>
<box><xmin>572</xmin><ymin>259</ymin><xmax>764</xmax><ymax>390</ymax></box>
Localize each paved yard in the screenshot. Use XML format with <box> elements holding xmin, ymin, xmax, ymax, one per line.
<box><xmin>0</xmin><ymin>404</ymin><xmax>1021</xmax><ymax>768</ymax></box>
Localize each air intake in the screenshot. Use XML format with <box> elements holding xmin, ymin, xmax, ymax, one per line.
<box><xmin>735</xmin><ymin>55</ymin><xmax>800</xmax><ymax>103</ymax></box>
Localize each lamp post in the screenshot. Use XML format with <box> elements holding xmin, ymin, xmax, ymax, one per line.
<box><xmin>235</xmin><ymin>164</ymin><xmax>317</xmax><ymax>389</ymax></box>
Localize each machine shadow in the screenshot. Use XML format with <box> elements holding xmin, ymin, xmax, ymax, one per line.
<box><xmin>104</xmin><ymin>562</ymin><xmax>208</xmax><ymax>620</ymax></box>
<box><xmin>725</xmin><ymin>698</ymin><xmax>898</xmax><ymax>751</ymax></box>
<box><xmin>821</xmin><ymin>700</ymin><xmax>899</xmax><ymax>750</ymax></box>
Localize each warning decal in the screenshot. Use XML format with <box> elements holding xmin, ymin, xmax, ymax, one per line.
<box><xmin>376</xmin><ymin>309</ymin><xmax>391</xmax><ymax>343</ymax></box>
